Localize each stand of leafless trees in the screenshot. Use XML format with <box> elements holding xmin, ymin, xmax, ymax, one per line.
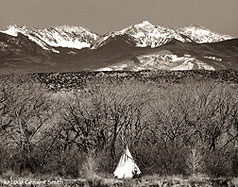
<box><xmin>0</xmin><ymin>74</ymin><xmax>237</xmax><ymax>177</ymax></box>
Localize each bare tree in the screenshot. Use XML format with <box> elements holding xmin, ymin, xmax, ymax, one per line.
<box><xmin>59</xmin><ymin>82</ymin><xmax>151</xmax><ymax>160</ymax></box>
<box><xmin>0</xmin><ymin>75</ymin><xmax>54</xmax><ymax>173</ymax></box>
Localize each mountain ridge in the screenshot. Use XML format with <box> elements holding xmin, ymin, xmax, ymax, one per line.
<box><xmin>0</xmin><ymin>21</ymin><xmax>235</xmax><ymax>51</ymax></box>
<box><xmin>0</xmin><ymin>21</ymin><xmax>237</xmax><ymax>72</ymax></box>
<box><xmin>0</xmin><ymin>24</ymin><xmax>99</xmax><ymax>52</ymax></box>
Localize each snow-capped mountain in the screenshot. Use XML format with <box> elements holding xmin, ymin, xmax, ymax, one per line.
<box><xmin>0</xmin><ymin>21</ymin><xmax>237</xmax><ymax>72</ymax></box>
<box><xmin>93</xmin><ymin>21</ymin><xmax>189</xmax><ymax>49</ymax></box>
<box><xmin>0</xmin><ymin>25</ymin><xmax>99</xmax><ymax>52</ymax></box>
<box><xmin>177</xmin><ymin>25</ymin><xmax>234</xmax><ymax>43</ymax></box>
<box><xmin>0</xmin><ymin>21</ymin><xmax>235</xmax><ymax>52</ymax></box>
<box><xmin>92</xmin><ymin>21</ymin><xmax>235</xmax><ymax>49</ymax></box>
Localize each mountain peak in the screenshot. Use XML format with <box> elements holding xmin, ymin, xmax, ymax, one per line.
<box><xmin>141</xmin><ymin>20</ymin><xmax>152</xmax><ymax>24</ymax></box>
<box><xmin>0</xmin><ymin>24</ymin><xmax>100</xmax><ymax>51</ymax></box>
<box><xmin>177</xmin><ymin>25</ymin><xmax>234</xmax><ymax>43</ymax></box>
<box><xmin>0</xmin><ymin>25</ymin><xmax>19</xmax><ymax>37</ymax></box>
<box><xmin>136</xmin><ymin>20</ymin><xmax>154</xmax><ymax>27</ymax></box>
<box><xmin>0</xmin><ymin>24</ymin><xmax>33</xmax><ymax>37</ymax></box>
<box><xmin>132</xmin><ymin>20</ymin><xmax>158</xmax><ymax>32</ymax></box>
<box><xmin>52</xmin><ymin>25</ymin><xmax>98</xmax><ymax>36</ymax></box>
<box><xmin>92</xmin><ymin>20</ymin><xmax>187</xmax><ymax>49</ymax></box>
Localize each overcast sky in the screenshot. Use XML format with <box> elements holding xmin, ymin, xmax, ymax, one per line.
<box><xmin>0</xmin><ymin>0</ymin><xmax>237</xmax><ymax>36</ymax></box>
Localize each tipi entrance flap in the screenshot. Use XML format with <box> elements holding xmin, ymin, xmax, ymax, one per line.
<box><xmin>113</xmin><ymin>146</ymin><xmax>141</xmax><ymax>179</ymax></box>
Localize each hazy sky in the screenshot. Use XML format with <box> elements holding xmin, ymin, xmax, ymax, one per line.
<box><xmin>0</xmin><ymin>0</ymin><xmax>237</xmax><ymax>36</ymax></box>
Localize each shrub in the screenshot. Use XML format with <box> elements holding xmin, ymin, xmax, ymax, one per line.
<box><xmin>80</xmin><ymin>153</ymin><xmax>99</xmax><ymax>179</ymax></box>
<box><xmin>186</xmin><ymin>148</ymin><xmax>205</xmax><ymax>177</ymax></box>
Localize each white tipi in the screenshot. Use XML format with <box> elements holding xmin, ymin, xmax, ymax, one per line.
<box><xmin>113</xmin><ymin>146</ymin><xmax>141</xmax><ymax>179</ymax></box>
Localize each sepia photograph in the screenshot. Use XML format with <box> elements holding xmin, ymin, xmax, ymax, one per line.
<box><xmin>0</xmin><ymin>0</ymin><xmax>237</xmax><ymax>186</ymax></box>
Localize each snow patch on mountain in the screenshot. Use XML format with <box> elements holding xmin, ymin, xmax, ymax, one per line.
<box><xmin>204</xmin><ymin>55</ymin><xmax>222</xmax><ymax>62</ymax></box>
<box><xmin>97</xmin><ymin>51</ymin><xmax>215</xmax><ymax>71</ymax></box>
<box><xmin>0</xmin><ymin>26</ymin><xmax>19</xmax><ymax>37</ymax></box>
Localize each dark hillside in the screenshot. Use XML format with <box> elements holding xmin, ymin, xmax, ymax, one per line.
<box><xmin>33</xmin><ymin>70</ymin><xmax>238</xmax><ymax>91</ymax></box>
